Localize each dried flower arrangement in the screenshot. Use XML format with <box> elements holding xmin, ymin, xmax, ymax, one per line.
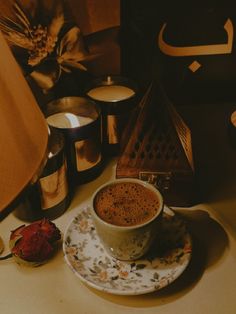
<box><xmin>0</xmin><ymin>0</ymin><xmax>91</xmax><ymax>91</ymax></box>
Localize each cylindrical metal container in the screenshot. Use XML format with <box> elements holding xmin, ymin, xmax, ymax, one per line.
<box><xmin>14</xmin><ymin>128</ymin><xmax>70</xmax><ymax>221</ymax></box>
<box><xmin>85</xmin><ymin>75</ymin><xmax>138</xmax><ymax>156</ymax></box>
<box><xmin>44</xmin><ymin>96</ymin><xmax>102</xmax><ymax>185</ymax></box>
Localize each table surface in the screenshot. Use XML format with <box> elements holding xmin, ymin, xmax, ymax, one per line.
<box><xmin>1</xmin><ymin>103</ymin><xmax>236</xmax><ymax>314</ymax></box>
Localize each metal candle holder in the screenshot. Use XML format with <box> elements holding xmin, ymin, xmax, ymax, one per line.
<box><xmin>86</xmin><ymin>75</ymin><xmax>138</xmax><ymax>156</ymax></box>
<box><xmin>14</xmin><ymin>128</ymin><xmax>70</xmax><ymax>221</ymax></box>
<box><xmin>44</xmin><ymin>96</ymin><xmax>102</xmax><ymax>186</ymax></box>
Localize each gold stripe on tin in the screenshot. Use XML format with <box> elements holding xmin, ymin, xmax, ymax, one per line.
<box><xmin>75</xmin><ymin>137</ymin><xmax>101</xmax><ymax>171</ymax></box>
<box><xmin>39</xmin><ymin>162</ymin><xmax>68</xmax><ymax>210</ymax></box>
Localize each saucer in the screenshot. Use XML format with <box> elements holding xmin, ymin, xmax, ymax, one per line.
<box><xmin>63</xmin><ymin>206</ymin><xmax>192</xmax><ymax>295</ymax></box>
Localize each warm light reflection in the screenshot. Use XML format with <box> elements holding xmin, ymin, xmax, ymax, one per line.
<box><xmin>46</xmin><ymin>112</ymin><xmax>94</xmax><ymax>129</ymax></box>
<box><xmin>48</xmin><ymin>152</ymin><xmax>54</xmax><ymax>158</ymax></box>
<box><xmin>65</xmin><ymin>113</ymin><xmax>81</xmax><ymax>127</ymax></box>
<box><xmin>231</xmin><ymin>111</ymin><xmax>236</xmax><ymax>127</ymax></box>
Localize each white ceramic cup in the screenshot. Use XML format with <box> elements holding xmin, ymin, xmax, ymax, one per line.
<box><xmin>90</xmin><ymin>178</ymin><xmax>164</xmax><ymax>261</ymax></box>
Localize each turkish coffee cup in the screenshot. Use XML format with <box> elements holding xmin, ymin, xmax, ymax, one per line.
<box><xmin>90</xmin><ymin>178</ymin><xmax>164</xmax><ymax>261</ymax></box>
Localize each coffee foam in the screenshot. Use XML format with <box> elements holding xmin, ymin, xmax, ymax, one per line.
<box><xmin>94</xmin><ymin>182</ymin><xmax>160</xmax><ymax>226</ymax></box>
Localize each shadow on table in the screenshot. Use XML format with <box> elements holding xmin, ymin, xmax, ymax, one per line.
<box><xmin>91</xmin><ymin>208</ymin><xmax>228</xmax><ymax>307</ymax></box>
<box><xmin>64</xmin><ymin>158</ymin><xmax>116</xmax><ymax>213</ymax></box>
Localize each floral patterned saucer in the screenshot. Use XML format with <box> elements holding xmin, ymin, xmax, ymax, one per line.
<box><xmin>63</xmin><ymin>206</ymin><xmax>192</xmax><ymax>295</ymax></box>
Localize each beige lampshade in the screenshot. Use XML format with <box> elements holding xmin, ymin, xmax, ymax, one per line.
<box><xmin>0</xmin><ymin>31</ymin><xmax>48</xmax><ymax>219</ymax></box>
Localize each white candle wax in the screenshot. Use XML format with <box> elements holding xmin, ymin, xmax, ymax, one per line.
<box><xmin>87</xmin><ymin>85</ymin><xmax>135</xmax><ymax>102</ymax></box>
<box><xmin>46</xmin><ymin>112</ymin><xmax>94</xmax><ymax>129</ymax></box>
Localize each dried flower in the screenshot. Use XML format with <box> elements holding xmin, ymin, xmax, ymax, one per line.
<box><xmin>0</xmin><ymin>218</ymin><xmax>61</xmax><ymax>266</ymax></box>
<box><xmin>0</xmin><ymin>1</ymin><xmax>89</xmax><ymax>90</ymax></box>
<box><xmin>0</xmin><ymin>1</ymin><xmax>63</xmax><ymax>66</ymax></box>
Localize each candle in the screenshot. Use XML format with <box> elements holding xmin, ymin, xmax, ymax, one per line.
<box><xmin>86</xmin><ymin>75</ymin><xmax>138</xmax><ymax>155</ymax></box>
<box><xmin>38</xmin><ymin>128</ymin><xmax>70</xmax><ymax>218</ymax></box>
<box><xmin>87</xmin><ymin>85</ymin><xmax>135</xmax><ymax>102</ymax></box>
<box><xmin>14</xmin><ymin>128</ymin><xmax>70</xmax><ymax>221</ymax></box>
<box><xmin>44</xmin><ymin>96</ymin><xmax>102</xmax><ymax>185</ymax></box>
<box><xmin>46</xmin><ymin>112</ymin><xmax>94</xmax><ymax>129</ymax></box>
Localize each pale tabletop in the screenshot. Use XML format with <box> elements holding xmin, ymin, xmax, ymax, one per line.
<box><xmin>1</xmin><ymin>102</ymin><xmax>236</xmax><ymax>314</ymax></box>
